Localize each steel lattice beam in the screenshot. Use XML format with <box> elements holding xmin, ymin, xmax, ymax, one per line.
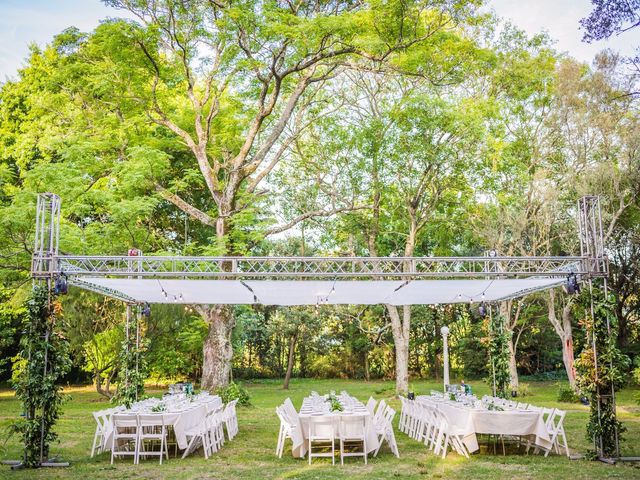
<box><xmin>35</xmin><ymin>254</ymin><xmax>600</xmax><ymax>280</ymax></box>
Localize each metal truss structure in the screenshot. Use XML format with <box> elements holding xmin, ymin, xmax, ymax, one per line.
<box><xmin>29</xmin><ymin>192</ymin><xmax>621</xmax><ymax>460</ymax></box>
<box><xmin>50</xmin><ymin>254</ymin><xmax>591</xmax><ymax>280</ymax></box>
<box><xmin>31</xmin><ymin>192</ymin><xmax>608</xmax><ymax>287</ymax></box>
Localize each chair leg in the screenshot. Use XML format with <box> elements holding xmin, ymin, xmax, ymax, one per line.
<box><xmin>340</xmin><ymin>438</ymin><xmax>344</xmax><ymax>465</ymax></box>
<box><xmin>332</xmin><ymin>438</ymin><xmax>335</xmax><ymax>465</ymax></box>
<box><xmin>91</xmin><ymin>429</ymin><xmax>99</xmax><ymax>458</ymax></box>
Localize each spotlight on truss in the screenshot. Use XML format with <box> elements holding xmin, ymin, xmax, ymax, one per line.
<box><xmin>564</xmin><ymin>273</ymin><xmax>580</xmax><ymax>295</ymax></box>
<box><xmin>54</xmin><ymin>273</ymin><xmax>68</xmax><ymax>295</ymax></box>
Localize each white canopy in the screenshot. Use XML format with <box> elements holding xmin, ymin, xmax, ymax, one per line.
<box><xmin>74</xmin><ymin>277</ymin><xmax>565</xmax><ymax>305</ymax></box>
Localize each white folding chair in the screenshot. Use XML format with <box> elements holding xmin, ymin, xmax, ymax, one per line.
<box><xmin>374</xmin><ymin>406</ymin><xmax>399</xmax><ymax>458</ymax></box>
<box><xmin>545</xmin><ymin>409</ymin><xmax>569</xmax><ymax>457</ymax></box>
<box><xmin>223</xmin><ymin>399</ymin><xmax>239</xmax><ymax>440</ymax></box>
<box><xmin>110</xmin><ymin>414</ymin><xmax>139</xmax><ymax>464</ymax></box>
<box><xmin>308</xmin><ymin>416</ymin><xmax>335</xmax><ymax>465</ymax></box>
<box><xmin>91</xmin><ymin>409</ymin><xmax>109</xmax><ymax>457</ymax></box>
<box><xmin>339</xmin><ymin>414</ymin><xmax>367</xmax><ymax>465</ymax></box>
<box><xmin>208</xmin><ymin>406</ymin><xmax>225</xmax><ymax>454</ymax></box>
<box><xmin>182</xmin><ymin>405</ymin><xmax>211</xmax><ymax>459</ymax></box>
<box><xmin>366</xmin><ymin>397</ymin><xmax>377</xmax><ymax>416</ymax></box>
<box><xmin>137</xmin><ymin>413</ymin><xmax>169</xmax><ymax>464</ymax></box>
<box><xmin>275</xmin><ymin>406</ymin><xmax>296</xmax><ymax>458</ymax></box>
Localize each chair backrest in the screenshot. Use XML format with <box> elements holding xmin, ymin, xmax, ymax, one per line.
<box><xmin>551</xmin><ymin>409</ymin><xmax>566</xmax><ymax>432</ymax></box>
<box><xmin>308</xmin><ymin>416</ymin><xmax>334</xmax><ymax>440</ymax></box>
<box><xmin>138</xmin><ymin>413</ymin><xmax>165</xmax><ymax>428</ymax></box>
<box><xmin>112</xmin><ymin>413</ymin><xmax>138</xmax><ymax>431</ymax></box>
<box><xmin>93</xmin><ymin>410</ymin><xmax>105</xmax><ymax>429</ymax></box>
<box><xmin>366</xmin><ymin>396</ymin><xmax>377</xmax><ymax>415</ymax></box>
<box><xmin>384</xmin><ymin>406</ymin><xmax>396</xmax><ymax>425</ymax></box>
<box><xmin>374</xmin><ymin>399</ymin><xmax>387</xmax><ymax>420</ymax></box>
<box><xmin>339</xmin><ymin>414</ymin><xmax>366</xmax><ymax>439</ymax></box>
<box><xmin>283</xmin><ymin>398</ymin><xmax>298</xmax><ymax>419</ymax></box>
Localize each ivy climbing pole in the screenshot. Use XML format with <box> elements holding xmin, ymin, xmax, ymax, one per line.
<box><xmin>486</xmin><ymin>308</ymin><xmax>510</xmax><ymax>399</ymax></box>
<box><xmin>113</xmin><ymin>304</ymin><xmax>148</xmax><ymax>407</ymax></box>
<box><xmin>8</xmin><ymin>193</ymin><xmax>71</xmax><ymax>469</ymax></box>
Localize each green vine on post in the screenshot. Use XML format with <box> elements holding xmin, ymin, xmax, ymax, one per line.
<box><xmin>113</xmin><ymin>306</ymin><xmax>148</xmax><ymax>407</ymax></box>
<box><xmin>575</xmin><ymin>283</ymin><xmax>629</xmax><ymax>458</ymax></box>
<box><xmin>12</xmin><ymin>284</ymin><xmax>71</xmax><ymax>467</ymax></box>
<box><xmin>486</xmin><ymin>311</ymin><xmax>510</xmax><ymax>399</ymax></box>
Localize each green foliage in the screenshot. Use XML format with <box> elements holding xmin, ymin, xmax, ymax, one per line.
<box><xmin>325</xmin><ymin>393</ymin><xmax>344</xmax><ymax>412</ymax></box>
<box><xmin>112</xmin><ymin>310</ymin><xmax>148</xmax><ymax>408</ymax></box>
<box><xmin>217</xmin><ymin>381</ymin><xmax>250</xmax><ymax>407</ymax></box>
<box><xmin>517</xmin><ymin>382</ymin><xmax>532</xmax><ymax>397</ymax></box>
<box><xmin>486</xmin><ymin>313</ymin><xmax>510</xmax><ymax>399</ymax></box>
<box><xmin>575</xmin><ymin>286</ymin><xmax>630</xmax><ymax>457</ymax></box>
<box><xmin>11</xmin><ymin>284</ymin><xmax>71</xmax><ymax>467</ymax></box>
<box><xmin>557</xmin><ymin>384</ymin><xmax>579</xmax><ymax>403</ymax></box>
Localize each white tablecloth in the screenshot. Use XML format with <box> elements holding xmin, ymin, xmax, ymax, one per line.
<box><xmin>103</xmin><ymin>397</ymin><xmax>219</xmax><ymax>451</ymax></box>
<box><xmin>416</xmin><ymin>396</ymin><xmax>552</xmax><ymax>453</ymax></box>
<box><xmin>291</xmin><ymin>398</ymin><xmax>379</xmax><ymax>458</ymax></box>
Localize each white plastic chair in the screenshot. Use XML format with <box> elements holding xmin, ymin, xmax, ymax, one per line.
<box><xmin>339</xmin><ymin>414</ymin><xmax>367</xmax><ymax>465</ymax></box>
<box><xmin>91</xmin><ymin>409</ymin><xmax>110</xmax><ymax>457</ymax></box>
<box><xmin>223</xmin><ymin>399</ymin><xmax>239</xmax><ymax>440</ymax></box>
<box><xmin>275</xmin><ymin>406</ymin><xmax>296</xmax><ymax>458</ymax></box>
<box><xmin>110</xmin><ymin>414</ymin><xmax>139</xmax><ymax>464</ymax></box>
<box><xmin>545</xmin><ymin>409</ymin><xmax>569</xmax><ymax>457</ymax></box>
<box><xmin>182</xmin><ymin>405</ymin><xmax>211</xmax><ymax>459</ymax></box>
<box><xmin>307</xmin><ymin>416</ymin><xmax>335</xmax><ymax>465</ymax></box>
<box><xmin>366</xmin><ymin>397</ymin><xmax>377</xmax><ymax>415</ymax></box>
<box><xmin>137</xmin><ymin>413</ymin><xmax>169</xmax><ymax>464</ymax></box>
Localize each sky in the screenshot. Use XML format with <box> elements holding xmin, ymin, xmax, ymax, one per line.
<box><xmin>0</xmin><ymin>0</ymin><xmax>639</xmax><ymax>81</ymax></box>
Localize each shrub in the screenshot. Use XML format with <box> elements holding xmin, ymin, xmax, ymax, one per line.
<box><xmin>557</xmin><ymin>384</ymin><xmax>579</xmax><ymax>403</ymax></box>
<box><xmin>217</xmin><ymin>381</ymin><xmax>250</xmax><ymax>406</ymax></box>
<box><xmin>517</xmin><ymin>382</ymin><xmax>532</xmax><ymax>397</ymax></box>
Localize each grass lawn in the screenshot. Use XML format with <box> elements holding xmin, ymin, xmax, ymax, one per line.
<box><xmin>0</xmin><ymin>378</ymin><xmax>639</xmax><ymax>479</ymax></box>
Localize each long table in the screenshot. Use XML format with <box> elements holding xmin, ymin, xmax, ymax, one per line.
<box><xmin>291</xmin><ymin>395</ymin><xmax>379</xmax><ymax>458</ymax></box>
<box><xmin>102</xmin><ymin>396</ymin><xmax>221</xmax><ymax>451</ymax></box>
<box><xmin>416</xmin><ymin>396</ymin><xmax>552</xmax><ymax>453</ymax></box>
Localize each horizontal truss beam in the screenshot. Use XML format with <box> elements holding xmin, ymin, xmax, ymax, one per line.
<box><xmin>32</xmin><ymin>255</ymin><xmax>607</xmax><ymax>280</ymax></box>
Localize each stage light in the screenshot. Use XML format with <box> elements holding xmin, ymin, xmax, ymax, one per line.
<box><xmin>141</xmin><ymin>302</ymin><xmax>151</xmax><ymax>317</ymax></box>
<box><xmin>478</xmin><ymin>303</ymin><xmax>487</xmax><ymax>318</ymax></box>
<box><xmin>54</xmin><ymin>273</ymin><xmax>68</xmax><ymax>295</ymax></box>
<box><xmin>565</xmin><ymin>273</ymin><xmax>580</xmax><ymax>295</ymax></box>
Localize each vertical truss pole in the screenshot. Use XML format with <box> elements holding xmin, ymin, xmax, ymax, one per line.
<box><xmin>32</xmin><ymin>193</ymin><xmax>61</xmax><ymax>277</ymax></box>
<box><xmin>578</xmin><ymin>195</ymin><xmax>618</xmax><ymax>459</ymax></box>
<box><xmin>29</xmin><ymin>194</ymin><xmax>61</xmax><ymax>466</ymax></box>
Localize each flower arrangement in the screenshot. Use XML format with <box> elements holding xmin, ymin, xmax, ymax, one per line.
<box><xmin>151</xmin><ymin>403</ymin><xmax>166</xmax><ymax>413</ymax></box>
<box><xmin>325</xmin><ymin>393</ymin><xmax>343</xmax><ymax>412</ymax></box>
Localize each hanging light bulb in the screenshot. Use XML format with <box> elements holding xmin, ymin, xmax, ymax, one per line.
<box><xmin>179</xmin><ymin>293</ymin><xmax>184</xmax><ymax>301</ymax></box>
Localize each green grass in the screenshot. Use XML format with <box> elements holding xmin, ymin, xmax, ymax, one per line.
<box><xmin>1</xmin><ymin>379</ymin><xmax>639</xmax><ymax>479</ymax></box>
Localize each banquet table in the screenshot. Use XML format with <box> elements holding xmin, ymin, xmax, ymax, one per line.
<box><xmin>102</xmin><ymin>395</ymin><xmax>221</xmax><ymax>452</ymax></box>
<box><xmin>290</xmin><ymin>395</ymin><xmax>379</xmax><ymax>458</ymax></box>
<box><xmin>416</xmin><ymin>395</ymin><xmax>552</xmax><ymax>453</ymax></box>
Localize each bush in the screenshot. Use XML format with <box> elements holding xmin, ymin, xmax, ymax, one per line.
<box><xmin>557</xmin><ymin>384</ymin><xmax>579</xmax><ymax>403</ymax></box>
<box><xmin>217</xmin><ymin>381</ymin><xmax>250</xmax><ymax>406</ymax></box>
<box><xmin>517</xmin><ymin>382</ymin><xmax>532</xmax><ymax>397</ymax></box>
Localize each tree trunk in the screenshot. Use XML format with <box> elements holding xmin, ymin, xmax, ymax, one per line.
<box><xmin>387</xmin><ymin>304</ymin><xmax>410</xmax><ymax>394</ymax></box>
<box><xmin>199</xmin><ymin>304</ymin><xmax>235</xmax><ymax>390</ymax></box>
<box><xmin>363</xmin><ymin>350</ymin><xmax>370</xmax><ymax>381</ymax></box>
<box><xmin>507</xmin><ymin>336</ymin><xmax>519</xmax><ymax>390</ymax></box>
<box><xmin>283</xmin><ymin>328</ymin><xmax>298</xmax><ymax>390</ymax></box>
<box><xmin>547</xmin><ymin>290</ymin><xmax>576</xmax><ymax>389</ymax></box>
